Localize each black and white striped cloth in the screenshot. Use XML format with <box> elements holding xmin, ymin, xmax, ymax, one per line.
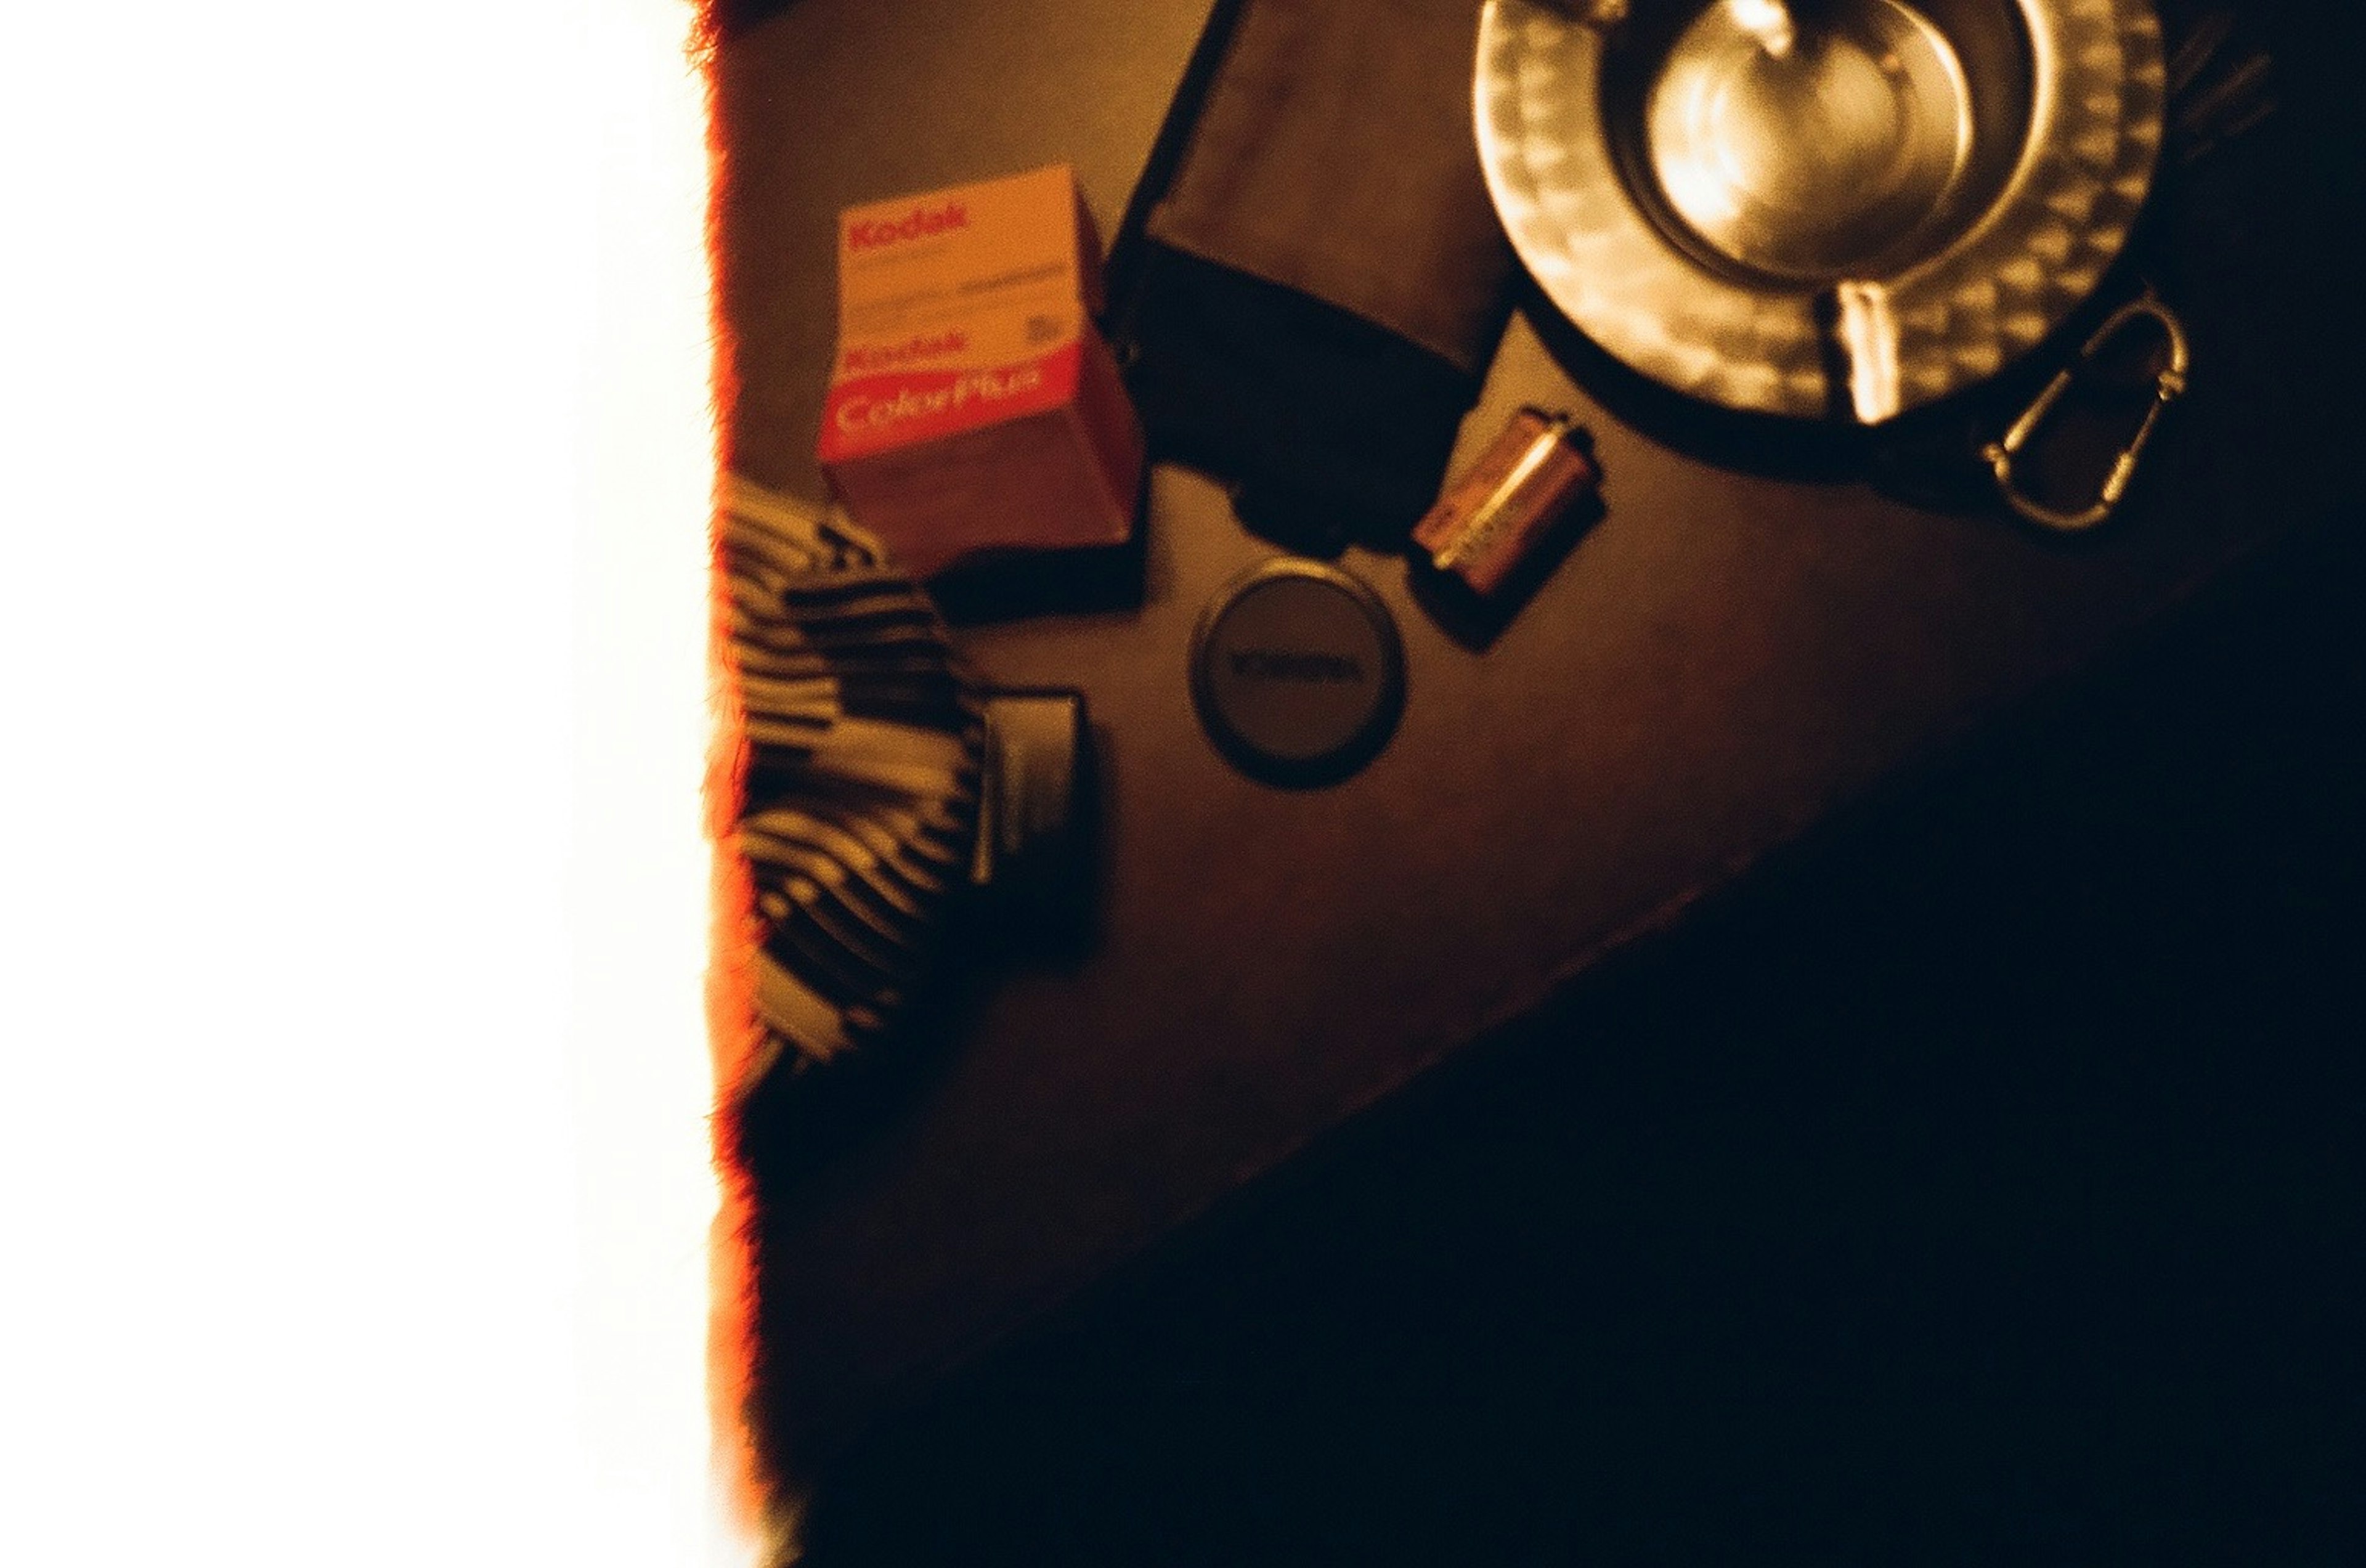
<box><xmin>718</xmin><ymin>474</ymin><xmax>983</xmax><ymax>1100</ymax></box>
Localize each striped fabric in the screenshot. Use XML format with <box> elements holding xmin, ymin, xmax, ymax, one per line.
<box><xmin>718</xmin><ymin>474</ymin><xmax>983</xmax><ymax>1099</ymax></box>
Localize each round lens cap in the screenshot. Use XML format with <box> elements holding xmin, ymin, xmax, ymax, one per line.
<box><xmin>1190</xmin><ymin>558</ymin><xmax>1406</xmax><ymax>787</ymax></box>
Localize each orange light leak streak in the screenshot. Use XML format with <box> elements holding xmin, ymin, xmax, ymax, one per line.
<box><xmin>704</xmin><ymin>526</ymin><xmax>773</xmax><ymax>1546</ymax></box>
<box><xmin>693</xmin><ymin>2</ymin><xmax>776</xmax><ymax>1554</ymax></box>
<box><xmin>563</xmin><ymin>3</ymin><xmax>754</xmax><ymax>1559</ymax></box>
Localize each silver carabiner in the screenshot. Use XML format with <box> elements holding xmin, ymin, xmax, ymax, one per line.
<box><xmin>1984</xmin><ymin>293</ymin><xmax>2191</xmax><ymax>532</ymax></box>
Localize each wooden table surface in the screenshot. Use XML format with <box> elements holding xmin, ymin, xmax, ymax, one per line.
<box><xmin>714</xmin><ymin>0</ymin><xmax>2351</xmax><ymax>1460</ymax></box>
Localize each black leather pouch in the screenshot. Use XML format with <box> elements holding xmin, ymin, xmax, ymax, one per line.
<box><xmin>1106</xmin><ymin>0</ymin><xmax>1518</xmax><ymax>554</ymax></box>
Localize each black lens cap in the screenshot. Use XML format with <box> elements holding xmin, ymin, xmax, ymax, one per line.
<box><xmin>1190</xmin><ymin>558</ymin><xmax>1406</xmax><ymax>787</ymax></box>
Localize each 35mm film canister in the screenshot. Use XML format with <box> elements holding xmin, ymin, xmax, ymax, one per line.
<box><xmin>1412</xmin><ymin>407</ymin><xmax>1600</xmax><ymax>598</ymax></box>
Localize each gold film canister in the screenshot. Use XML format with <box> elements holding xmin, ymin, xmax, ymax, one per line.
<box><xmin>1412</xmin><ymin>407</ymin><xmax>1600</xmax><ymax>597</ymax></box>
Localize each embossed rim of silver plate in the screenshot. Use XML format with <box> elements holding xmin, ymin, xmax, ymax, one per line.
<box><xmin>1476</xmin><ymin>0</ymin><xmax>2166</xmax><ymax>423</ymax></box>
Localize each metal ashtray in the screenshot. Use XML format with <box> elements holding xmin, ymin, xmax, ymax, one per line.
<box><xmin>1477</xmin><ymin>0</ymin><xmax>2167</xmax><ymax>422</ymax></box>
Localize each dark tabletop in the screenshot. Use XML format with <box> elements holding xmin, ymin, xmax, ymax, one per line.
<box><xmin>715</xmin><ymin>0</ymin><xmax>2355</xmax><ymax>1461</ymax></box>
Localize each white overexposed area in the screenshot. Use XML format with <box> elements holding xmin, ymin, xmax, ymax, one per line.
<box><xmin>0</xmin><ymin>1</ymin><xmax>736</xmax><ymax>1562</ymax></box>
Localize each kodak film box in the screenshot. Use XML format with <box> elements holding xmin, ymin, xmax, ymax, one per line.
<box><xmin>818</xmin><ymin>165</ymin><xmax>1145</xmax><ymax>577</ymax></box>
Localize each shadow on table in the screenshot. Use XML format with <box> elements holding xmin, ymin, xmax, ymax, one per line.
<box><xmin>1516</xmin><ymin>269</ymin><xmax>2140</xmax><ymax>524</ymax></box>
<box><xmin>789</xmin><ymin>498</ymin><xmax>2366</xmax><ymax>1567</ymax></box>
<box><xmin>702</xmin><ymin>0</ymin><xmax>811</xmax><ymax>40</ymax></box>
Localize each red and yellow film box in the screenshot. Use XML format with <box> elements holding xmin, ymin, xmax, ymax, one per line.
<box><xmin>817</xmin><ymin>165</ymin><xmax>1145</xmax><ymax>577</ymax></box>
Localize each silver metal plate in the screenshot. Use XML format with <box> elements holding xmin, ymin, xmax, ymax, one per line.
<box><xmin>1476</xmin><ymin>0</ymin><xmax>2166</xmax><ymax>423</ymax></box>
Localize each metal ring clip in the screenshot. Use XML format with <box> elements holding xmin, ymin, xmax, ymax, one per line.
<box><xmin>1984</xmin><ymin>293</ymin><xmax>2190</xmax><ymax>532</ymax></box>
